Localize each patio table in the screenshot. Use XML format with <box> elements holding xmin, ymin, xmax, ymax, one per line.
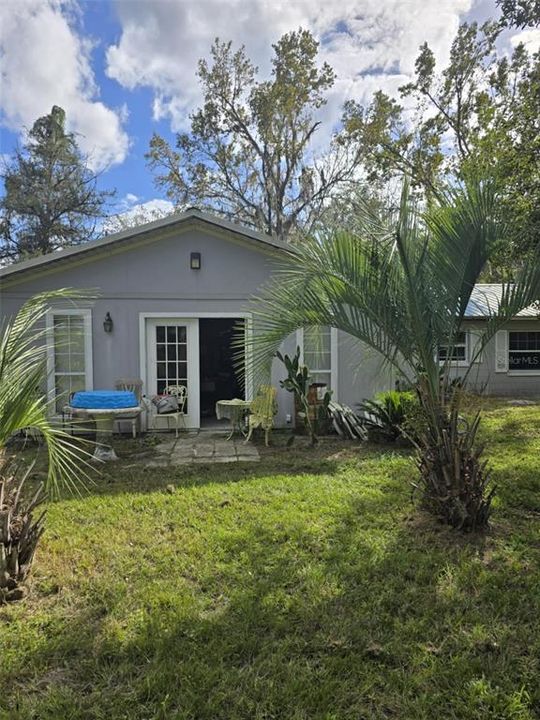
<box><xmin>64</xmin><ymin>390</ymin><xmax>142</xmax><ymax>461</ymax></box>
<box><xmin>215</xmin><ymin>399</ymin><xmax>251</xmax><ymax>440</ymax></box>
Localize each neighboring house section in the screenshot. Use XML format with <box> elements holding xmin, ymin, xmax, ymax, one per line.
<box><xmin>448</xmin><ymin>285</ymin><xmax>540</xmax><ymax>397</ymax></box>
<box><xmin>1</xmin><ymin>217</ymin><xmax>538</xmax><ymax>429</ymax></box>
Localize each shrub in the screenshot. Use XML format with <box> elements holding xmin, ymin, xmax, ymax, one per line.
<box><xmin>357</xmin><ymin>390</ymin><xmax>418</xmax><ymax>444</ymax></box>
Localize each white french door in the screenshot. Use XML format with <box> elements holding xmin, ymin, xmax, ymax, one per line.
<box><xmin>145</xmin><ymin>318</ymin><xmax>200</xmax><ymax>427</ymax></box>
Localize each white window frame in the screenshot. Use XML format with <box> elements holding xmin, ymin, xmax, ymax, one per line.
<box><xmin>46</xmin><ymin>308</ymin><xmax>93</xmax><ymax>414</ymax></box>
<box><xmin>437</xmin><ymin>331</ymin><xmax>470</xmax><ymax>368</ymax></box>
<box><xmin>296</xmin><ymin>326</ymin><xmax>338</xmax><ymax>400</ymax></box>
<box><xmin>507</xmin><ymin>330</ymin><xmax>540</xmax><ymax>376</ymax></box>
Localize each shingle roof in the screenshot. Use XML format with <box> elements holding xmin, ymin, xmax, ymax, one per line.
<box><xmin>0</xmin><ymin>207</ymin><xmax>289</xmax><ymax>282</ymax></box>
<box><xmin>465</xmin><ymin>284</ymin><xmax>540</xmax><ymax>318</ymax></box>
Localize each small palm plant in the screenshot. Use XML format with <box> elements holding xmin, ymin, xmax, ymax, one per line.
<box><xmin>0</xmin><ymin>290</ymin><xmax>92</xmax><ymax>602</ymax></box>
<box><xmin>247</xmin><ymin>180</ymin><xmax>540</xmax><ymax>531</ymax></box>
<box><xmin>275</xmin><ymin>347</ymin><xmax>316</xmax><ymax>444</ymax></box>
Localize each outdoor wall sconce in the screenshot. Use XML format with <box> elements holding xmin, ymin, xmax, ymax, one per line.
<box><xmin>103</xmin><ymin>312</ymin><xmax>114</xmax><ymax>333</ymax></box>
<box><xmin>190</xmin><ymin>252</ymin><xmax>201</xmax><ymax>270</ymax></box>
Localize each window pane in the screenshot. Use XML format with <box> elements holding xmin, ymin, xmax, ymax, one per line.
<box><xmin>304</xmin><ymin>350</ymin><xmax>331</xmax><ymax>371</ymax></box>
<box><xmin>70</xmin><ymin>353</ymin><xmax>85</xmax><ymax>373</ymax></box>
<box><xmin>510</xmin><ymin>332</ymin><xmax>540</xmax><ymax>351</ymax></box>
<box><xmin>156</xmin><ymin>326</ymin><xmax>165</xmax><ymax>343</ymax></box>
<box><xmin>438</xmin><ymin>331</ymin><xmax>467</xmax><ymax>361</ymax></box>
<box><xmin>52</xmin><ymin>314</ymin><xmax>88</xmax><ymax>411</ymax></box>
<box><xmin>54</xmin><ymin>352</ymin><xmax>71</xmax><ymax>373</ymax></box>
<box><xmin>509</xmin><ymin>332</ymin><xmax>540</xmax><ymax>370</ymax></box>
<box><xmin>304</xmin><ymin>326</ymin><xmax>331</xmax><ymax>354</ymax></box>
<box><xmin>166</xmin><ymin>326</ymin><xmax>177</xmax><ymax>343</ymax></box>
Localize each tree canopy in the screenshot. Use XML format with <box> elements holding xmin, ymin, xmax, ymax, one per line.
<box><xmin>1</xmin><ymin>106</ymin><xmax>111</xmax><ymax>263</ymax></box>
<box><xmin>342</xmin><ymin>19</ymin><xmax>540</xmax><ymax>276</ymax></box>
<box><xmin>147</xmin><ymin>29</ymin><xmax>361</xmax><ymax>242</ymax></box>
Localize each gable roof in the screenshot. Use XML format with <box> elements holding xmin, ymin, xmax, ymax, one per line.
<box><xmin>0</xmin><ymin>207</ymin><xmax>289</xmax><ymax>284</ymax></box>
<box><xmin>465</xmin><ymin>284</ymin><xmax>539</xmax><ymax>319</ymax></box>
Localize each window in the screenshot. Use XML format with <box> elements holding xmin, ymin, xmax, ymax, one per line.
<box><xmin>509</xmin><ymin>332</ymin><xmax>540</xmax><ymax>372</ymax></box>
<box><xmin>299</xmin><ymin>325</ymin><xmax>335</xmax><ymax>396</ymax></box>
<box><xmin>438</xmin><ymin>331</ymin><xmax>468</xmax><ymax>364</ymax></box>
<box><xmin>47</xmin><ymin>310</ymin><xmax>92</xmax><ymax>413</ymax></box>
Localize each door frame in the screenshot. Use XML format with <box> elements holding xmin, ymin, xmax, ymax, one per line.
<box><xmin>145</xmin><ymin>317</ymin><xmax>200</xmax><ymax>428</ymax></box>
<box><xmin>139</xmin><ymin>312</ymin><xmax>252</xmax><ymax>429</ymax></box>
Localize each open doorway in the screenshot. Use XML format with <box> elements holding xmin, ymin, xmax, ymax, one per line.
<box><xmin>199</xmin><ymin>318</ymin><xmax>245</xmax><ymax>424</ymax></box>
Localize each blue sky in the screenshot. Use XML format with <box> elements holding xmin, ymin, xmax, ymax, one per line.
<box><xmin>1</xmin><ymin>0</ymin><xmax>537</xmax><ymax>221</ymax></box>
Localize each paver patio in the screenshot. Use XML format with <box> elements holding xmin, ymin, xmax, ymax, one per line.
<box><xmin>145</xmin><ymin>431</ymin><xmax>260</xmax><ymax>466</ymax></box>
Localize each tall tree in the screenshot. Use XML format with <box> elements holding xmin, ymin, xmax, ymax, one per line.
<box><xmin>497</xmin><ymin>0</ymin><xmax>540</xmax><ymax>28</ymax></box>
<box><xmin>147</xmin><ymin>30</ymin><xmax>361</xmax><ymax>241</ymax></box>
<box><xmin>342</xmin><ymin>20</ymin><xmax>540</xmax><ymax>275</ymax></box>
<box><xmin>1</xmin><ymin>106</ymin><xmax>111</xmax><ymax>263</ymax></box>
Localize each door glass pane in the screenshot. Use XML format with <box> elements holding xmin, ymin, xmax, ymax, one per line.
<box><xmin>153</xmin><ymin>325</ymin><xmax>189</xmax><ymax>411</ymax></box>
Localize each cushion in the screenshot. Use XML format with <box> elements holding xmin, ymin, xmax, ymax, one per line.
<box><xmin>71</xmin><ymin>390</ymin><xmax>138</xmax><ymax>409</ymax></box>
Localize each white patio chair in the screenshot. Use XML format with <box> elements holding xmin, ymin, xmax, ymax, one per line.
<box><xmin>114</xmin><ymin>378</ymin><xmax>144</xmax><ymax>438</ymax></box>
<box><xmin>148</xmin><ymin>385</ymin><xmax>188</xmax><ymax>438</ymax></box>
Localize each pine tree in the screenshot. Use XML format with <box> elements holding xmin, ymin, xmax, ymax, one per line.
<box><xmin>1</xmin><ymin>106</ymin><xmax>112</xmax><ymax>263</ymax></box>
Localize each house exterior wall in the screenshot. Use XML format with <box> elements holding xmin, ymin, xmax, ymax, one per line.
<box><xmin>456</xmin><ymin>319</ymin><xmax>540</xmax><ymax>397</ymax></box>
<box><xmin>0</xmin><ymin>226</ymin><xmax>392</xmax><ymax>427</ymax></box>
<box><xmin>2</xmin><ymin>223</ymin><xmax>537</xmax><ymax>432</ymax></box>
<box><xmin>336</xmin><ymin>332</ymin><xmax>393</xmax><ymax>406</ymax></box>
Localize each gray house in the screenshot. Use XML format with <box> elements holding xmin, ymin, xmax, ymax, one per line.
<box><xmin>0</xmin><ymin>209</ymin><xmax>538</xmax><ymax>429</ymax></box>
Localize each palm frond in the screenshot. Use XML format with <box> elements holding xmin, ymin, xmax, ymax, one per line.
<box><xmin>0</xmin><ymin>289</ymin><xmax>96</xmax><ymax>496</ymax></box>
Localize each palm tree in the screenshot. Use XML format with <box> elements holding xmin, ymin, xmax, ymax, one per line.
<box><xmin>1</xmin><ymin>290</ymin><xmax>93</xmax><ymax>601</ymax></box>
<box><xmin>0</xmin><ymin>289</ymin><xmax>93</xmax><ymax>496</ymax></box>
<box><xmin>247</xmin><ymin>181</ymin><xmax>540</xmax><ymax>531</ymax></box>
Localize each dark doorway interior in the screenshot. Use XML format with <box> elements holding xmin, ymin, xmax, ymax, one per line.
<box><xmin>199</xmin><ymin>318</ymin><xmax>245</xmax><ymax>420</ymax></box>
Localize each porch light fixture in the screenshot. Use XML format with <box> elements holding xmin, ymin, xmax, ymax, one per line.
<box><xmin>190</xmin><ymin>252</ymin><xmax>201</xmax><ymax>270</ymax></box>
<box><xmin>103</xmin><ymin>312</ymin><xmax>114</xmax><ymax>333</ymax></box>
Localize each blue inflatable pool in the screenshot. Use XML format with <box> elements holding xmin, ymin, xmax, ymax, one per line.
<box><xmin>71</xmin><ymin>390</ymin><xmax>138</xmax><ymax>409</ymax></box>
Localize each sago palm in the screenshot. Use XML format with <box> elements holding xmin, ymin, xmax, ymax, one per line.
<box><xmin>247</xmin><ymin>180</ymin><xmax>540</xmax><ymax>531</ymax></box>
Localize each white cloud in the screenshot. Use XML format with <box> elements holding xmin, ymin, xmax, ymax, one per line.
<box><xmin>0</xmin><ymin>0</ymin><xmax>129</xmax><ymax>171</ymax></box>
<box><xmin>106</xmin><ymin>0</ymin><xmax>473</xmax><ymax>133</ymax></box>
<box><xmin>510</xmin><ymin>27</ymin><xmax>540</xmax><ymax>53</ymax></box>
<box><xmin>117</xmin><ymin>192</ymin><xmax>140</xmax><ymax>211</ymax></box>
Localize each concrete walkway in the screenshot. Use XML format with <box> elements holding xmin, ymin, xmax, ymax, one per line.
<box><xmin>145</xmin><ymin>432</ymin><xmax>260</xmax><ymax>466</ymax></box>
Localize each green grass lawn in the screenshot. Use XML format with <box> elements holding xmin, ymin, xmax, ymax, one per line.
<box><xmin>1</xmin><ymin>400</ymin><xmax>539</xmax><ymax>720</ymax></box>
